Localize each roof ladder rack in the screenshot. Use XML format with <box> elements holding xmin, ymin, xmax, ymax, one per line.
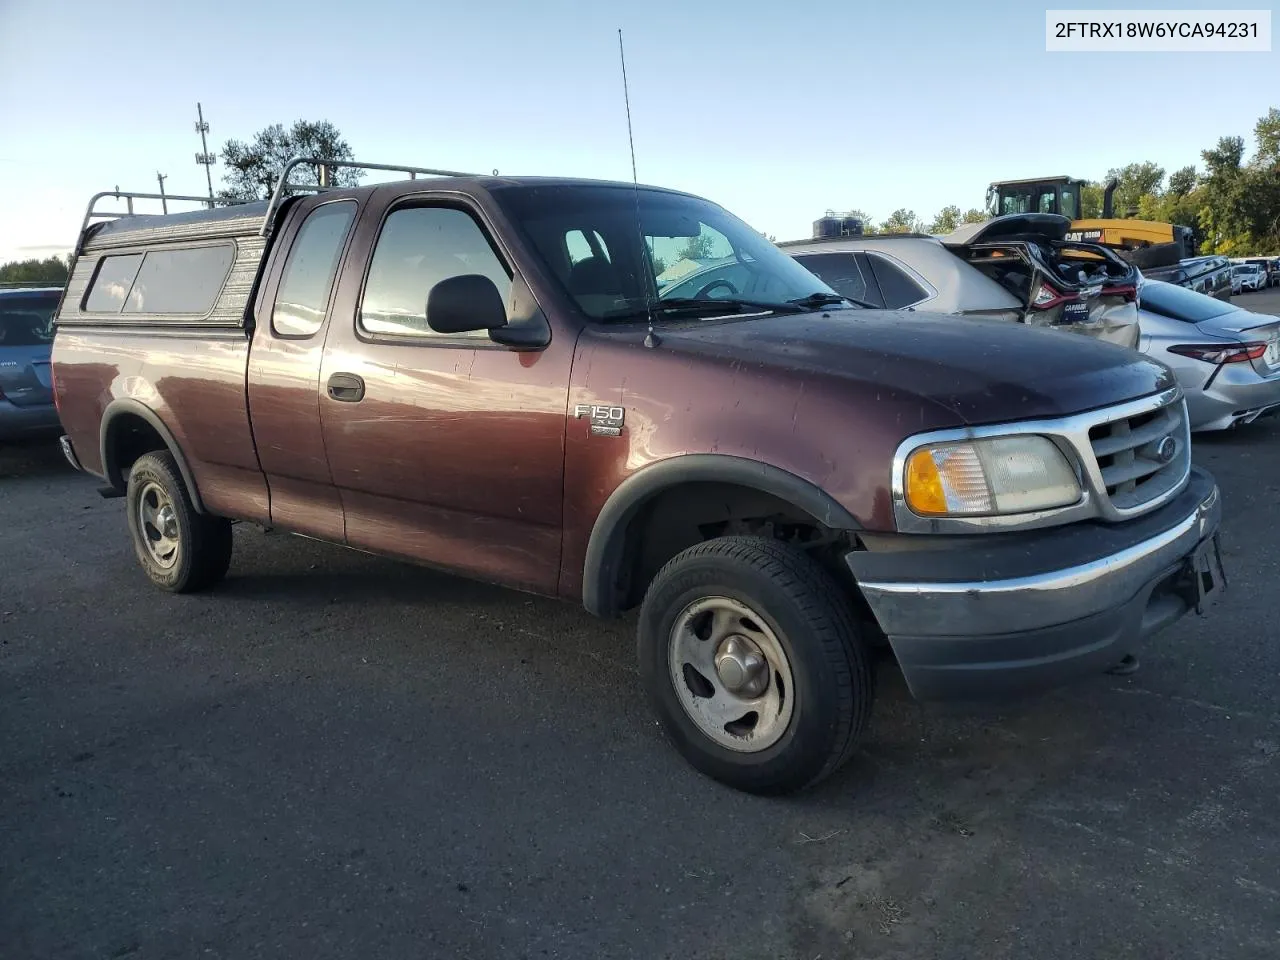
<box><xmin>75</xmin><ymin>191</ymin><xmax>249</xmax><ymax>255</ymax></box>
<box><xmin>259</xmin><ymin>156</ymin><xmax>482</xmax><ymax>238</ymax></box>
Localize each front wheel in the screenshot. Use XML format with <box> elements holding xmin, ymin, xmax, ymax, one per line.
<box><xmin>125</xmin><ymin>450</ymin><xmax>233</xmax><ymax>593</ymax></box>
<box><xmin>637</xmin><ymin>537</ymin><xmax>873</xmax><ymax>794</ymax></box>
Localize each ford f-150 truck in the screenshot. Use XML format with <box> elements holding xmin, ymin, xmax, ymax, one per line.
<box><xmin>52</xmin><ymin>158</ymin><xmax>1226</xmax><ymax>794</ymax></box>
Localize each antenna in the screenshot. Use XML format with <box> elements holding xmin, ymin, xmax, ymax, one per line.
<box><xmin>618</xmin><ymin>29</ymin><xmax>659</xmax><ymax>348</ymax></box>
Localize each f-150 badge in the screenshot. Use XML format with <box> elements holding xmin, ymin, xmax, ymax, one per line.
<box><xmin>574</xmin><ymin>404</ymin><xmax>624</xmax><ymax>437</ymax></box>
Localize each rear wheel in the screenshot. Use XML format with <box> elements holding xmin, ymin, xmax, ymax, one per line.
<box><xmin>637</xmin><ymin>536</ymin><xmax>873</xmax><ymax>794</ymax></box>
<box><xmin>125</xmin><ymin>451</ymin><xmax>232</xmax><ymax>592</ymax></box>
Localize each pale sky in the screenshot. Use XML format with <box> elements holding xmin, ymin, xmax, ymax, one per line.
<box><xmin>1</xmin><ymin>0</ymin><xmax>1276</xmax><ymax>264</ymax></box>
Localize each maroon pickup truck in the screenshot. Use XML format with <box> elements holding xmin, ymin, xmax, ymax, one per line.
<box><xmin>52</xmin><ymin>159</ymin><xmax>1225</xmax><ymax>794</ymax></box>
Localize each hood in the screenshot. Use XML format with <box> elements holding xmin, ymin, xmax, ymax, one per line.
<box><xmin>941</xmin><ymin>213</ymin><xmax>1072</xmax><ymax>246</ymax></box>
<box><xmin>654</xmin><ymin>308</ymin><xmax>1175</xmax><ymax>425</ymax></box>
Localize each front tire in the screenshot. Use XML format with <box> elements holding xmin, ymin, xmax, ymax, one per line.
<box><xmin>637</xmin><ymin>537</ymin><xmax>873</xmax><ymax>794</ymax></box>
<box><xmin>125</xmin><ymin>450</ymin><xmax>232</xmax><ymax>593</ymax></box>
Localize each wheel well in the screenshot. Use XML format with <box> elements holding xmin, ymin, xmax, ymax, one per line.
<box><xmin>613</xmin><ymin>481</ymin><xmax>868</xmax><ymax>617</ymax></box>
<box><xmin>104</xmin><ymin>414</ymin><xmax>169</xmax><ymax>484</ymax></box>
<box><xmin>101</xmin><ymin>410</ymin><xmax>204</xmax><ymax>513</ymax></box>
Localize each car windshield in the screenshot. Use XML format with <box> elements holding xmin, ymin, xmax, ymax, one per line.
<box><xmin>1139</xmin><ymin>282</ymin><xmax>1239</xmax><ymax>323</ymax></box>
<box><xmin>496</xmin><ymin>185</ymin><xmax>841</xmax><ymax>321</ymax></box>
<box><xmin>0</xmin><ymin>295</ymin><xmax>58</xmax><ymax>346</ymax></box>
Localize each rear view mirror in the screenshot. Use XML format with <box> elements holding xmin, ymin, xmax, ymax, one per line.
<box><xmin>426</xmin><ymin>274</ymin><xmax>508</xmax><ymax>334</ymax></box>
<box><xmin>641</xmin><ymin>211</ymin><xmax>703</xmax><ymax>239</ymax></box>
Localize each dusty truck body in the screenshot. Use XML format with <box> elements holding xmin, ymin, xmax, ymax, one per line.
<box><xmin>53</xmin><ymin>159</ymin><xmax>1225</xmax><ymax>794</ymax></box>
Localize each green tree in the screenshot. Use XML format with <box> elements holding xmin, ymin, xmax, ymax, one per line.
<box><xmin>219</xmin><ymin>120</ymin><xmax>363</xmax><ymax>201</ymax></box>
<box><xmin>1199</xmin><ymin>135</ymin><xmax>1250</xmax><ymax>252</ymax></box>
<box><xmin>1080</xmin><ymin>182</ymin><xmax>1105</xmax><ymax>219</ymax></box>
<box><xmin>1167</xmin><ymin>165</ymin><xmax>1198</xmax><ymax>197</ymax></box>
<box><xmin>677</xmin><ymin>233</ymin><xmax>716</xmax><ymax>261</ymax></box>
<box><xmin>1253</xmin><ymin>107</ymin><xmax>1280</xmax><ymax>166</ymax></box>
<box><xmin>961</xmin><ymin>208</ymin><xmax>987</xmax><ymax>225</ymax></box>
<box><xmin>926</xmin><ymin>205</ymin><xmax>961</xmax><ymax>234</ymax></box>
<box><xmin>1104</xmin><ymin>161</ymin><xmax>1165</xmax><ymax>216</ymax></box>
<box><xmin>0</xmin><ymin>256</ymin><xmax>68</xmax><ymax>284</ymax></box>
<box><xmin>879</xmin><ymin>208</ymin><xmax>920</xmax><ymax>234</ymax></box>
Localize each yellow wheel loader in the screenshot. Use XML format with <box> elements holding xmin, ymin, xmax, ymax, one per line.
<box><xmin>986</xmin><ymin>176</ymin><xmax>1195</xmax><ymax>269</ymax></box>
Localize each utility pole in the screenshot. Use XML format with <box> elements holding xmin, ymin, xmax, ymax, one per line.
<box><xmin>194</xmin><ymin>102</ymin><xmax>217</xmax><ymax>207</ymax></box>
<box><xmin>156</xmin><ymin>172</ymin><xmax>168</xmax><ymax>213</ymax></box>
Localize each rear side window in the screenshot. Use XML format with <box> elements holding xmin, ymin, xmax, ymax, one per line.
<box><xmin>85</xmin><ymin>245</ymin><xmax>234</xmax><ymax>315</ymax></box>
<box><xmin>272</xmin><ymin>201</ymin><xmax>356</xmax><ymax>337</ymax></box>
<box><xmin>793</xmin><ymin>253</ymin><xmax>881</xmax><ymax>306</ymax></box>
<box><xmin>0</xmin><ymin>295</ymin><xmax>58</xmax><ymax>345</ymax></box>
<box><xmin>360</xmin><ymin>206</ymin><xmax>512</xmax><ymax>340</ymax></box>
<box><xmin>867</xmin><ymin>255</ymin><xmax>929</xmax><ymax>308</ymax></box>
<box><xmin>123</xmin><ymin>246</ymin><xmax>234</xmax><ymax>314</ymax></box>
<box><xmin>84</xmin><ymin>254</ymin><xmax>143</xmax><ymax>312</ymax></box>
<box><xmin>1139</xmin><ymin>282</ymin><xmax>1238</xmax><ymax>323</ymax></box>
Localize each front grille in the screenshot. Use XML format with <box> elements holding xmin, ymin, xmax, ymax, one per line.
<box><xmin>1087</xmin><ymin>396</ymin><xmax>1190</xmax><ymax>513</ymax></box>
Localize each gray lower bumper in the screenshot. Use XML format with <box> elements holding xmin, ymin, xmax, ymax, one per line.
<box><xmin>847</xmin><ymin>468</ymin><xmax>1223</xmax><ymax>701</ymax></box>
<box><xmin>0</xmin><ymin>402</ymin><xmax>60</xmax><ymax>440</ymax></box>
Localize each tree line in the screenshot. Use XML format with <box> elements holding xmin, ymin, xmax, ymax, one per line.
<box><xmin>829</xmin><ymin>106</ymin><xmax>1280</xmax><ymax>255</ymax></box>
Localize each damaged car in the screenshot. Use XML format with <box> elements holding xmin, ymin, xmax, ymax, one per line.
<box><xmin>778</xmin><ymin>213</ymin><xmax>1141</xmax><ymax>349</ymax></box>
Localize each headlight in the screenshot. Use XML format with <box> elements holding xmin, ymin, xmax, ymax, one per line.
<box><xmin>903</xmin><ymin>436</ymin><xmax>1081</xmax><ymax>516</ymax></box>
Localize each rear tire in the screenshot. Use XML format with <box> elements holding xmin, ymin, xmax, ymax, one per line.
<box><xmin>125</xmin><ymin>450</ymin><xmax>232</xmax><ymax>593</ymax></box>
<box><xmin>637</xmin><ymin>536</ymin><xmax>873</xmax><ymax>795</ymax></box>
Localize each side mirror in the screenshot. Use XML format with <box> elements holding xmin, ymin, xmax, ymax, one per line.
<box><xmin>426</xmin><ymin>274</ymin><xmax>508</xmax><ymax>335</ymax></box>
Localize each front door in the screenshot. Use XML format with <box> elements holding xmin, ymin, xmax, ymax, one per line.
<box><xmin>318</xmin><ymin>193</ymin><xmax>574</xmax><ymax>595</ymax></box>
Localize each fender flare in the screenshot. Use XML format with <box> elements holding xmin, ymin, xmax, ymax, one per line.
<box><xmin>99</xmin><ymin>398</ymin><xmax>206</xmax><ymax>513</ymax></box>
<box><xmin>581</xmin><ymin>454</ymin><xmax>861</xmax><ymax>618</ymax></box>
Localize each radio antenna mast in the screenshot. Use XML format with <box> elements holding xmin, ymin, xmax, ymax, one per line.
<box><xmin>618</xmin><ymin>29</ymin><xmax>659</xmax><ymax>348</ymax></box>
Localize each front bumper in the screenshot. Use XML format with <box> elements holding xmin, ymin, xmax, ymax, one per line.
<box><xmin>846</xmin><ymin>467</ymin><xmax>1223</xmax><ymax>701</ymax></box>
<box><xmin>0</xmin><ymin>401</ymin><xmax>60</xmax><ymax>440</ymax></box>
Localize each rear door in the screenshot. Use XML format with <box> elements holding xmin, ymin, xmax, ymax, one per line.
<box><xmin>247</xmin><ymin>195</ymin><xmax>360</xmax><ymax>542</ymax></box>
<box><xmin>0</xmin><ymin>291</ymin><xmax>59</xmax><ymax>406</ymax></box>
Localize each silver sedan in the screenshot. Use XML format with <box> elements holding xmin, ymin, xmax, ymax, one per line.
<box><xmin>1138</xmin><ymin>279</ymin><xmax>1280</xmax><ymax>431</ymax></box>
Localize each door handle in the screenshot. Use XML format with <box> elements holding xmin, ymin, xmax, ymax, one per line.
<box><xmin>327</xmin><ymin>372</ymin><xmax>365</xmax><ymax>402</ymax></box>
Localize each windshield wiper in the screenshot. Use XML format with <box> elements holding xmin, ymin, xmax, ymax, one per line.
<box><xmin>603</xmin><ymin>297</ymin><xmax>806</xmax><ymax>321</ymax></box>
<box><xmin>787</xmin><ymin>292</ymin><xmax>877</xmax><ymax>310</ymax></box>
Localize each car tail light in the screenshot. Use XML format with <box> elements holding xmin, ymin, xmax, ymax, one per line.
<box><xmin>1031</xmin><ymin>281</ymin><xmax>1075</xmax><ymax>310</ymax></box>
<box><xmin>1100</xmin><ymin>283</ymin><xmax>1137</xmax><ymax>301</ymax></box>
<box><xmin>1168</xmin><ymin>342</ymin><xmax>1267</xmax><ymax>364</ymax></box>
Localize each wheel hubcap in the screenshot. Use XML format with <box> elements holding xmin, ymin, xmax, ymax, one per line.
<box><xmin>668</xmin><ymin>596</ymin><xmax>795</xmax><ymax>753</ymax></box>
<box><xmin>137</xmin><ymin>481</ymin><xmax>180</xmax><ymax>569</ymax></box>
<box><xmin>714</xmin><ymin>635</ymin><xmax>769</xmax><ymax>697</ymax></box>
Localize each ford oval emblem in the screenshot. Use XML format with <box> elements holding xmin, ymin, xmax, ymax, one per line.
<box><xmin>1156</xmin><ymin>436</ymin><xmax>1177</xmax><ymax>463</ymax></box>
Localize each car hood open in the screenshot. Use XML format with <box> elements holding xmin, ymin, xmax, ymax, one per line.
<box><xmin>940</xmin><ymin>213</ymin><xmax>1073</xmax><ymax>246</ymax></box>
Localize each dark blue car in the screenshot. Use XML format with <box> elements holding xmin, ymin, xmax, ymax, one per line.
<box><xmin>0</xmin><ymin>286</ymin><xmax>62</xmax><ymax>440</ymax></box>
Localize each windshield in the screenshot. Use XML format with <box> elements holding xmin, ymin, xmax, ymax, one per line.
<box><xmin>0</xmin><ymin>295</ymin><xmax>58</xmax><ymax>346</ymax></box>
<box><xmin>1139</xmin><ymin>281</ymin><xmax>1238</xmax><ymax>323</ymax></box>
<box><xmin>495</xmin><ymin>185</ymin><xmax>839</xmax><ymax>320</ymax></box>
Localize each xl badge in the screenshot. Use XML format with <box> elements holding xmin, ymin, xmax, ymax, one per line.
<box><xmin>574</xmin><ymin>403</ymin><xmax>624</xmax><ymax>437</ymax></box>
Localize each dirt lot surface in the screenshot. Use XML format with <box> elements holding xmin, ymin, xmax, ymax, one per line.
<box><xmin>4</xmin><ymin>294</ymin><xmax>1280</xmax><ymax>959</ymax></box>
